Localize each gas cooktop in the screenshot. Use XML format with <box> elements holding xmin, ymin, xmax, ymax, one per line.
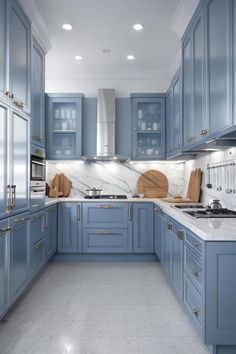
<box><xmin>84</xmin><ymin>195</ymin><xmax>127</xmax><ymax>199</ymax></box>
<box><xmin>183</xmin><ymin>208</ymin><xmax>236</xmax><ymax>218</ymax></box>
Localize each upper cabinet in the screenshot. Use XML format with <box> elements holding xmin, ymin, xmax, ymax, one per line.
<box><xmin>166</xmin><ymin>70</ymin><xmax>182</xmax><ymax>158</ymax></box>
<box><xmin>46</xmin><ymin>94</ymin><xmax>83</xmax><ymax>159</ymax></box>
<box><xmin>131</xmin><ymin>94</ymin><xmax>165</xmax><ymax>160</ymax></box>
<box><xmin>31</xmin><ymin>37</ymin><xmax>45</xmax><ymax>147</ymax></box>
<box><xmin>8</xmin><ymin>0</ymin><xmax>31</xmax><ymax>113</ymax></box>
<box><xmin>0</xmin><ymin>0</ymin><xmax>31</xmax><ymax>114</ymax></box>
<box><xmin>182</xmin><ymin>0</ymin><xmax>235</xmax><ymax>151</ymax></box>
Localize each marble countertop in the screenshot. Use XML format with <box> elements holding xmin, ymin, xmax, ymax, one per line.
<box><xmin>45</xmin><ymin>197</ymin><xmax>236</xmax><ymax>242</ymax></box>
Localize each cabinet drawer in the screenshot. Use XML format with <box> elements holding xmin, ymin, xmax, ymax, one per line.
<box><xmin>30</xmin><ymin>210</ymin><xmax>45</xmax><ymax>246</ymax></box>
<box><xmin>184</xmin><ymin>244</ymin><xmax>203</xmax><ymax>294</ymax></box>
<box><xmin>83</xmin><ymin>203</ymin><xmax>129</xmax><ymax>228</ymax></box>
<box><xmin>184</xmin><ymin>274</ymin><xmax>203</xmax><ymax>334</ymax></box>
<box><xmin>30</xmin><ymin>238</ymin><xmax>45</xmax><ymax>278</ymax></box>
<box><xmin>185</xmin><ymin>230</ymin><xmax>203</xmax><ymax>255</ymax></box>
<box><xmin>82</xmin><ymin>228</ymin><xmax>130</xmax><ymax>253</ymax></box>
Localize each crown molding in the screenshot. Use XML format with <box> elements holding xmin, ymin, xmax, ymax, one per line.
<box><xmin>45</xmin><ymin>69</ymin><xmax>169</xmax><ymax>81</ymax></box>
<box><xmin>19</xmin><ymin>0</ymin><xmax>51</xmax><ymax>53</ymax></box>
<box><xmin>170</xmin><ymin>0</ymin><xmax>200</xmax><ymax>39</ymax></box>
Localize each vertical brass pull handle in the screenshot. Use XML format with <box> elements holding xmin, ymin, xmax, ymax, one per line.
<box><xmin>77</xmin><ymin>205</ymin><xmax>81</xmax><ymax>221</ymax></box>
<box><xmin>6</xmin><ymin>185</ymin><xmax>12</xmax><ymax>211</ymax></box>
<box><xmin>167</xmin><ymin>223</ymin><xmax>173</xmax><ymax>231</ymax></box>
<box><xmin>11</xmin><ymin>185</ymin><xmax>16</xmax><ymax>208</ymax></box>
<box><xmin>128</xmin><ymin>204</ymin><xmax>132</xmax><ymax>220</ymax></box>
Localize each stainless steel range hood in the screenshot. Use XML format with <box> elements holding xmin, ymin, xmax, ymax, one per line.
<box><xmin>83</xmin><ymin>89</ymin><xmax>128</xmax><ymax>161</ymax></box>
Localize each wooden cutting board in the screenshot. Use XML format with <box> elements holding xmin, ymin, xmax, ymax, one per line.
<box><xmin>59</xmin><ymin>173</ymin><xmax>72</xmax><ymax>197</ymax></box>
<box><xmin>186</xmin><ymin>168</ymin><xmax>202</xmax><ymax>202</ymax></box>
<box><xmin>136</xmin><ymin>170</ymin><xmax>168</xmax><ymax>198</ymax></box>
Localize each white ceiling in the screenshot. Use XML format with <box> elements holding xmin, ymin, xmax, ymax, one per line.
<box><xmin>31</xmin><ymin>0</ymin><xmax>182</xmax><ymax>78</ymax></box>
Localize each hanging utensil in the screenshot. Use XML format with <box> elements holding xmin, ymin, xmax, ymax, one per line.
<box><xmin>215</xmin><ymin>166</ymin><xmax>222</xmax><ymax>192</ymax></box>
<box><xmin>206</xmin><ymin>165</ymin><xmax>212</xmax><ymax>189</ymax></box>
<box><xmin>225</xmin><ymin>165</ymin><xmax>232</xmax><ymax>194</ymax></box>
<box><xmin>233</xmin><ymin>164</ymin><xmax>236</xmax><ymax>194</ymax></box>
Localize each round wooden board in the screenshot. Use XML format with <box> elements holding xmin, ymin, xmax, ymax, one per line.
<box><xmin>136</xmin><ymin>170</ymin><xmax>168</xmax><ymax>198</ymax></box>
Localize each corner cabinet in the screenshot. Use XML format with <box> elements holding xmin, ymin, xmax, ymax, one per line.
<box><xmin>131</xmin><ymin>94</ymin><xmax>165</xmax><ymax>160</ymax></box>
<box><xmin>166</xmin><ymin>70</ymin><xmax>182</xmax><ymax>158</ymax></box>
<box><xmin>31</xmin><ymin>37</ymin><xmax>45</xmax><ymax>147</ymax></box>
<box><xmin>133</xmin><ymin>203</ymin><xmax>154</xmax><ymax>253</ymax></box>
<box><xmin>46</xmin><ymin>94</ymin><xmax>83</xmax><ymax>159</ymax></box>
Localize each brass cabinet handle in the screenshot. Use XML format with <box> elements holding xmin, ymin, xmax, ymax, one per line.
<box><xmin>32</xmin><ymin>204</ymin><xmax>40</xmax><ymax>208</ymax></box>
<box><xmin>11</xmin><ymin>185</ymin><xmax>16</xmax><ymax>208</ymax></box>
<box><xmin>6</xmin><ymin>185</ymin><xmax>12</xmax><ymax>211</ymax></box>
<box><xmin>192</xmin><ymin>269</ymin><xmax>200</xmax><ymax>278</ymax></box>
<box><xmin>154</xmin><ymin>206</ymin><xmax>162</xmax><ymax>213</ymax></box>
<box><xmin>128</xmin><ymin>204</ymin><xmax>132</xmax><ymax>220</ymax></box>
<box><xmin>95</xmin><ymin>231</ymin><xmax>115</xmax><ymax>235</ymax></box>
<box><xmin>96</xmin><ymin>205</ymin><xmax>114</xmax><ymax>209</ymax></box>
<box><xmin>0</xmin><ymin>226</ymin><xmax>12</xmax><ymax>234</ymax></box>
<box><xmin>192</xmin><ymin>307</ymin><xmax>199</xmax><ymax>316</ymax></box>
<box><xmin>177</xmin><ymin>229</ymin><xmax>184</xmax><ymax>240</ymax></box>
<box><xmin>77</xmin><ymin>205</ymin><xmax>81</xmax><ymax>220</ymax></box>
<box><xmin>34</xmin><ymin>240</ymin><xmax>44</xmax><ymax>250</ymax></box>
<box><xmin>193</xmin><ymin>242</ymin><xmax>200</xmax><ymax>248</ymax></box>
<box><xmin>45</xmin><ymin>212</ymin><xmax>48</xmax><ymax>228</ymax></box>
<box><xmin>167</xmin><ymin>223</ymin><xmax>173</xmax><ymax>231</ymax></box>
<box><xmin>13</xmin><ymin>101</ymin><xmax>24</xmax><ymax>109</ymax></box>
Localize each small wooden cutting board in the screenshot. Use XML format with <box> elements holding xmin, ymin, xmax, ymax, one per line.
<box><xmin>136</xmin><ymin>170</ymin><xmax>168</xmax><ymax>198</ymax></box>
<box><xmin>186</xmin><ymin>168</ymin><xmax>202</xmax><ymax>202</ymax></box>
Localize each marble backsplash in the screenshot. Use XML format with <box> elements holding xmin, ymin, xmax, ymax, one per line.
<box><xmin>46</xmin><ymin>160</ymin><xmax>185</xmax><ymax>198</ymax></box>
<box><xmin>184</xmin><ymin>147</ymin><xmax>236</xmax><ymax>209</ymax></box>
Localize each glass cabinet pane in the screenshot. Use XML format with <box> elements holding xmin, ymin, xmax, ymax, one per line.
<box><xmin>52</xmin><ymin>103</ymin><xmax>77</xmax><ymax>131</ymax></box>
<box><xmin>137</xmin><ymin>102</ymin><xmax>162</xmax><ymax>132</ymax></box>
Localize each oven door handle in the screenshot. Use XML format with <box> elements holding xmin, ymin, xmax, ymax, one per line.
<box><xmin>31</xmin><ymin>160</ymin><xmax>46</xmax><ymax>166</ymax></box>
<box><xmin>31</xmin><ymin>188</ymin><xmax>45</xmax><ymax>193</ymax></box>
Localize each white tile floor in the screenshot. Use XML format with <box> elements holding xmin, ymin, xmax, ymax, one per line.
<box><xmin>0</xmin><ymin>262</ymin><xmax>209</xmax><ymax>354</ymax></box>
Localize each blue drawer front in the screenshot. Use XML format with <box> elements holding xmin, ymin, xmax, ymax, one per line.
<box><xmin>184</xmin><ymin>244</ymin><xmax>203</xmax><ymax>295</ymax></box>
<box><xmin>30</xmin><ymin>210</ymin><xmax>45</xmax><ymax>246</ymax></box>
<box><xmin>30</xmin><ymin>238</ymin><xmax>45</xmax><ymax>278</ymax></box>
<box><xmin>83</xmin><ymin>203</ymin><xmax>128</xmax><ymax>228</ymax></box>
<box><xmin>83</xmin><ymin>228</ymin><xmax>130</xmax><ymax>253</ymax></box>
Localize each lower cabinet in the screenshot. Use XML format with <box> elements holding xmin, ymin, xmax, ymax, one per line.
<box><xmin>30</xmin><ymin>238</ymin><xmax>45</xmax><ymax>278</ymax></box>
<box><xmin>58</xmin><ymin>203</ymin><xmax>81</xmax><ymax>253</ymax></box>
<box><xmin>0</xmin><ymin>220</ymin><xmax>10</xmax><ymax>319</ymax></box>
<box><xmin>30</xmin><ymin>209</ymin><xmax>46</xmax><ymax>279</ymax></box>
<box><xmin>154</xmin><ymin>207</ymin><xmax>167</xmax><ymax>263</ymax></box>
<box><xmin>133</xmin><ymin>203</ymin><xmax>154</xmax><ymax>253</ymax></box>
<box><xmin>9</xmin><ymin>214</ymin><xmax>30</xmax><ymax>303</ymax></box>
<box><xmin>45</xmin><ymin>204</ymin><xmax>57</xmax><ymax>260</ymax></box>
<box><xmin>83</xmin><ymin>228</ymin><xmax>131</xmax><ymax>253</ymax></box>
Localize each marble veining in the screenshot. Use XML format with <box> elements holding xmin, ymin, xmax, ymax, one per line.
<box><xmin>46</xmin><ymin>161</ymin><xmax>185</xmax><ymax>197</ymax></box>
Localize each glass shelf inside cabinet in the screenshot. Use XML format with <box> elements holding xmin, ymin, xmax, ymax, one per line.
<box><xmin>137</xmin><ymin>133</ymin><xmax>161</xmax><ymax>157</ymax></box>
<box><xmin>53</xmin><ymin>102</ymin><xmax>77</xmax><ymax>131</ymax></box>
<box><xmin>52</xmin><ymin>132</ymin><xmax>76</xmax><ymax>156</ymax></box>
<box><xmin>137</xmin><ymin>102</ymin><xmax>162</xmax><ymax>132</ymax></box>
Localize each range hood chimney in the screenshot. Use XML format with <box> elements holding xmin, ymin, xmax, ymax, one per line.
<box><xmin>83</xmin><ymin>89</ymin><xmax>128</xmax><ymax>161</ymax></box>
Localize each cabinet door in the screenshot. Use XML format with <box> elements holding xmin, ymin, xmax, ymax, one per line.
<box><xmin>30</xmin><ymin>210</ymin><xmax>45</xmax><ymax>246</ymax></box>
<box><xmin>132</xmin><ymin>97</ymin><xmax>165</xmax><ymax>160</ymax></box>
<box><xmin>206</xmin><ymin>0</ymin><xmax>232</xmax><ymax>135</ymax></box>
<box><xmin>192</xmin><ymin>9</ymin><xmax>207</xmax><ymax>141</ymax></box>
<box><xmin>155</xmin><ymin>210</ymin><xmax>166</xmax><ymax>263</ymax></box>
<box><xmin>183</xmin><ymin>34</ymin><xmax>194</xmax><ymax>147</ymax></box>
<box><xmin>31</xmin><ymin>37</ymin><xmax>45</xmax><ymax>147</ymax></box>
<box><xmin>170</xmin><ymin>226</ymin><xmax>184</xmax><ymax>299</ymax></box>
<box><xmin>166</xmin><ymin>89</ymin><xmax>173</xmax><ymax>155</ymax></box>
<box><xmin>45</xmin><ymin>205</ymin><xmax>57</xmax><ymax>259</ymax></box>
<box><xmin>133</xmin><ymin>203</ymin><xmax>154</xmax><ymax>253</ymax></box>
<box><xmin>9</xmin><ymin>0</ymin><xmax>31</xmax><ymax>112</ymax></box>
<box><xmin>58</xmin><ymin>203</ymin><xmax>78</xmax><ymax>253</ymax></box>
<box><xmin>0</xmin><ymin>221</ymin><xmax>10</xmax><ymax>319</ymax></box>
<box><xmin>46</xmin><ymin>95</ymin><xmax>82</xmax><ymax>159</ymax></box>
<box><xmin>0</xmin><ymin>0</ymin><xmax>7</xmax><ymax>94</ymax></box>
<box><xmin>0</xmin><ymin>103</ymin><xmax>8</xmax><ymax>219</ymax></box>
<box><xmin>163</xmin><ymin>221</ymin><xmax>171</xmax><ymax>278</ymax></box>
<box><xmin>10</xmin><ymin>215</ymin><xmax>30</xmax><ymax>302</ymax></box>
<box><xmin>10</xmin><ymin>110</ymin><xmax>29</xmax><ymax>214</ymax></box>
<box><xmin>172</xmin><ymin>73</ymin><xmax>182</xmax><ymax>152</ymax></box>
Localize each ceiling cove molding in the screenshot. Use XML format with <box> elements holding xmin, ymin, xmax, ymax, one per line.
<box><xmin>19</xmin><ymin>0</ymin><xmax>51</xmax><ymax>53</ymax></box>
<box><xmin>170</xmin><ymin>0</ymin><xmax>200</xmax><ymax>39</ymax></box>
<box><xmin>45</xmin><ymin>70</ymin><xmax>169</xmax><ymax>81</ymax></box>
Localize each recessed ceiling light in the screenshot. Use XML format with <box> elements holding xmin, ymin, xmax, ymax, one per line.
<box><xmin>75</xmin><ymin>55</ymin><xmax>83</xmax><ymax>60</ymax></box>
<box><xmin>133</xmin><ymin>23</ymin><xmax>144</xmax><ymax>31</ymax></box>
<box><xmin>102</xmin><ymin>49</ymin><xmax>111</xmax><ymax>54</ymax></box>
<box><xmin>62</xmin><ymin>23</ymin><xmax>72</xmax><ymax>31</ymax></box>
<box><xmin>127</xmin><ymin>55</ymin><xmax>135</xmax><ymax>61</ymax></box>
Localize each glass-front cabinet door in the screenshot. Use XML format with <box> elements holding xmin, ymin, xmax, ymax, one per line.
<box><xmin>131</xmin><ymin>95</ymin><xmax>165</xmax><ymax>160</ymax></box>
<box><xmin>46</xmin><ymin>94</ymin><xmax>83</xmax><ymax>159</ymax></box>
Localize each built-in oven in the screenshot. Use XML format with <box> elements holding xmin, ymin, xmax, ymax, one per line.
<box><xmin>30</xmin><ymin>145</ymin><xmax>46</xmax><ymax>211</ymax></box>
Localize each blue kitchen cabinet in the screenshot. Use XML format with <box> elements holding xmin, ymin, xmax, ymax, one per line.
<box><xmin>182</xmin><ymin>6</ymin><xmax>207</xmax><ymax>149</ymax></box>
<box><xmin>166</xmin><ymin>70</ymin><xmax>182</xmax><ymax>158</ymax></box>
<box><xmin>133</xmin><ymin>203</ymin><xmax>154</xmax><ymax>253</ymax></box>
<box><xmin>8</xmin><ymin>0</ymin><xmax>31</xmax><ymax>113</ymax></box>
<box><xmin>0</xmin><ymin>0</ymin><xmax>7</xmax><ymax>95</ymax></box>
<box><xmin>45</xmin><ymin>204</ymin><xmax>57</xmax><ymax>260</ymax></box>
<box><xmin>30</xmin><ymin>237</ymin><xmax>45</xmax><ymax>279</ymax></box>
<box><xmin>0</xmin><ymin>219</ymin><xmax>10</xmax><ymax>319</ymax></box>
<box><xmin>30</xmin><ymin>209</ymin><xmax>46</xmax><ymax>279</ymax></box>
<box><xmin>30</xmin><ymin>209</ymin><xmax>45</xmax><ymax>246</ymax></box>
<box><xmin>154</xmin><ymin>206</ymin><xmax>166</xmax><ymax>263</ymax></box>
<box><xmin>131</xmin><ymin>94</ymin><xmax>165</xmax><ymax>160</ymax></box>
<box><xmin>206</xmin><ymin>0</ymin><xmax>232</xmax><ymax>136</ymax></box>
<box><xmin>9</xmin><ymin>213</ymin><xmax>30</xmax><ymax>303</ymax></box>
<box><xmin>58</xmin><ymin>203</ymin><xmax>80</xmax><ymax>253</ymax></box>
<box><xmin>170</xmin><ymin>220</ymin><xmax>184</xmax><ymax>300</ymax></box>
<box><xmin>46</xmin><ymin>94</ymin><xmax>83</xmax><ymax>159</ymax></box>
<box><xmin>0</xmin><ymin>103</ymin><xmax>29</xmax><ymax>220</ymax></box>
<box><xmin>31</xmin><ymin>37</ymin><xmax>45</xmax><ymax>147</ymax></box>
<box><xmin>83</xmin><ymin>202</ymin><xmax>129</xmax><ymax>229</ymax></box>
<box><xmin>163</xmin><ymin>219</ymin><xmax>171</xmax><ymax>277</ymax></box>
